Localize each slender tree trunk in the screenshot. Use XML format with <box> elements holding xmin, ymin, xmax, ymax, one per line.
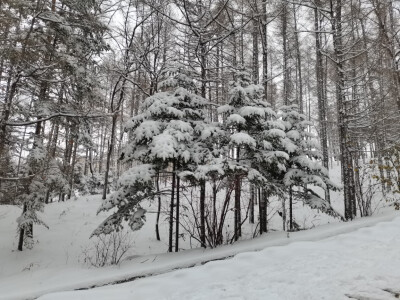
<box><xmin>174</xmin><ymin>171</ymin><xmax>180</xmax><ymax>252</ymax></box>
<box><xmin>98</xmin><ymin>124</ymin><xmax>104</xmax><ymax>174</ymax></box>
<box><xmin>293</xmin><ymin>3</ymin><xmax>303</xmax><ymax>113</ymax></box>
<box><xmin>252</xmin><ymin>20</ymin><xmax>259</xmax><ymax>84</ymax></box>
<box><xmin>18</xmin><ymin>204</ymin><xmax>27</xmax><ymax>251</ymax></box>
<box><xmin>289</xmin><ymin>186</ymin><xmax>293</xmax><ymax>231</ymax></box>
<box><xmin>259</xmin><ymin>188</ymin><xmax>267</xmax><ymax>234</ymax></box>
<box><xmin>212</xmin><ymin>179</ymin><xmax>217</xmax><ymax>239</ymax></box>
<box><xmin>200</xmin><ymin>179</ymin><xmax>206</xmax><ymax>248</ymax></box>
<box><xmin>199</xmin><ymin>40</ymin><xmax>207</xmax><ymax>248</ymax></box>
<box><xmin>84</xmin><ymin>148</ymin><xmax>89</xmax><ymax>176</ymax></box>
<box><xmin>261</xmin><ymin>1</ymin><xmax>269</xmax><ymax>105</ymax></box>
<box><xmin>67</xmin><ymin>138</ymin><xmax>78</xmax><ymax>200</ymax></box>
<box><xmin>249</xmin><ymin>185</ymin><xmax>254</xmax><ymax>224</ymax></box>
<box><xmin>282</xmin><ymin>0</ymin><xmax>290</xmax><ymax>106</ymax></box>
<box><xmin>234</xmin><ymin>147</ymin><xmax>241</xmax><ymax>241</ymax></box>
<box><xmin>282</xmin><ymin>197</ymin><xmax>286</xmax><ymax>231</ymax></box>
<box><xmin>155</xmin><ymin>172</ymin><xmax>161</xmax><ymax>241</ymax></box>
<box><xmin>61</xmin><ymin>122</ymin><xmax>72</xmax><ymax>202</ymax></box>
<box><xmin>103</xmin><ymin>114</ymin><xmax>117</xmax><ymax>200</ymax></box>
<box><xmin>168</xmin><ymin>161</ymin><xmax>176</xmax><ymax>252</ymax></box>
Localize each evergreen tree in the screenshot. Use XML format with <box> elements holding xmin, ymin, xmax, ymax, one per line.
<box><xmin>17</xmin><ymin>138</ymin><xmax>68</xmax><ymax>250</ymax></box>
<box><xmin>94</xmin><ymin>63</ymin><xmax>209</xmax><ymax>252</ymax></box>
<box><xmin>279</xmin><ymin>105</ymin><xmax>343</xmax><ymax>231</ymax></box>
<box><xmin>218</xmin><ymin>68</ymin><xmax>285</xmax><ymax>238</ymax></box>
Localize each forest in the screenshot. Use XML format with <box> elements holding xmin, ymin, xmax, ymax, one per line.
<box><xmin>1</xmin><ymin>0</ymin><xmax>400</xmax><ymax>258</ymax></box>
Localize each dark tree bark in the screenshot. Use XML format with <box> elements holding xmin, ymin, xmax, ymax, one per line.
<box><xmin>261</xmin><ymin>1</ymin><xmax>270</xmax><ymax>106</ymax></box>
<box><xmin>259</xmin><ymin>188</ymin><xmax>267</xmax><ymax>234</ymax></box>
<box><xmin>155</xmin><ymin>172</ymin><xmax>161</xmax><ymax>241</ymax></box>
<box><xmin>292</xmin><ymin>3</ymin><xmax>303</xmax><ymax>113</ymax></box>
<box><xmin>289</xmin><ymin>186</ymin><xmax>293</xmax><ymax>231</ymax></box>
<box><xmin>252</xmin><ymin>18</ymin><xmax>259</xmax><ymax>84</ymax></box>
<box><xmin>249</xmin><ymin>185</ymin><xmax>255</xmax><ymax>224</ymax></box>
<box><xmin>234</xmin><ymin>147</ymin><xmax>241</xmax><ymax>241</ymax></box>
<box><xmin>168</xmin><ymin>161</ymin><xmax>176</xmax><ymax>252</ymax></box>
<box><xmin>175</xmin><ymin>163</ymin><xmax>180</xmax><ymax>252</ymax></box>
<box><xmin>282</xmin><ymin>0</ymin><xmax>290</xmax><ymax>106</ymax></box>
<box><xmin>199</xmin><ymin>179</ymin><xmax>206</xmax><ymax>248</ymax></box>
<box><xmin>330</xmin><ymin>0</ymin><xmax>357</xmax><ymax>220</ymax></box>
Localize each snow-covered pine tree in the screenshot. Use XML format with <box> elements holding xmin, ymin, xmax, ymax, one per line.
<box><xmin>180</xmin><ymin>113</ymin><xmax>225</xmax><ymax>248</ymax></box>
<box><xmin>218</xmin><ymin>68</ymin><xmax>280</xmax><ymax>239</ymax></box>
<box><xmin>17</xmin><ymin>137</ymin><xmax>68</xmax><ymax>250</ymax></box>
<box><xmin>157</xmin><ymin>63</ymin><xmax>210</xmax><ymax>251</ymax></box>
<box><xmin>253</xmin><ymin>112</ymin><xmax>289</xmax><ymax>234</ymax></box>
<box><xmin>93</xmin><ymin>63</ymin><xmax>208</xmax><ymax>253</ymax></box>
<box><xmin>279</xmin><ymin>105</ymin><xmax>343</xmax><ymax>231</ymax></box>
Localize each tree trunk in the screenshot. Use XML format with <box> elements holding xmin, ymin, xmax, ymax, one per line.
<box><xmin>289</xmin><ymin>186</ymin><xmax>293</xmax><ymax>231</ymax></box>
<box><xmin>252</xmin><ymin>18</ymin><xmax>259</xmax><ymax>84</ymax></box>
<box><xmin>331</xmin><ymin>0</ymin><xmax>356</xmax><ymax>220</ymax></box>
<box><xmin>200</xmin><ymin>179</ymin><xmax>206</xmax><ymax>248</ymax></box>
<box><xmin>234</xmin><ymin>146</ymin><xmax>241</xmax><ymax>241</ymax></box>
<box><xmin>155</xmin><ymin>172</ymin><xmax>161</xmax><ymax>241</ymax></box>
<box><xmin>282</xmin><ymin>197</ymin><xmax>286</xmax><ymax>231</ymax></box>
<box><xmin>17</xmin><ymin>204</ymin><xmax>27</xmax><ymax>251</ymax></box>
<box><xmin>98</xmin><ymin>124</ymin><xmax>106</xmax><ymax>174</ymax></box>
<box><xmin>259</xmin><ymin>188</ymin><xmax>267</xmax><ymax>234</ymax></box>
<box><xmin>261</xmin><ymin>1</ymin><xmax>269</xmax><ymax>105</ymax></box>
<box><xmin>168</xmin><ymin>161</ymin><xmax>176</xmax><ymax>252</ymax></box>
<box><xmin>282</xmin><ymin>0</ymin><xmax>290</xmax><ymax>106</ymax></box>
<box><xmin>103</xmin><ymin>114</ymin><xmax>117</xmax><ymax>200</ymax></box>
<box><xmin>199</xmin><ymin>40</ymin><xmax>207</xmax><ymax>248</ymax></box>
<box><xmin>175</xmin><ymin>163</ymin><xmax>180</xmax><ymax>252</ymax></box>
<box><xmin>315</xmin><ymin>2</ymin><xmax>330</xmax><ymax>203</ymax></box>
<box><xmin>292</xmin><ymin>3</ymin><xmax>303</xmax><ymax>113</ymax></box>
<box><xmin>249</xmin><ymin>185</ymin><xmax>255</xmax><ymax>224</ymax></box>
<box><xmin>67</xmin><ymin>138</ymin><xmax>78</xmax><ymax>200</ymax></box>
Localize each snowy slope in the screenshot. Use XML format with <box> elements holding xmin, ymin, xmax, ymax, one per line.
<box><xmin>37</xmin><ymin>215</ymin><xmax>400</xmax><ymax>300</ymax></box>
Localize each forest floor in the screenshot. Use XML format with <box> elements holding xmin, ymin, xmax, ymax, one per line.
<box><xmin>0</xmin><ymin>191</ymin><xmax>399</xmax><ymax>300</ymax></box>
<box><xmin>36</xmin><ymin>211</ymin><xmax>400</xmax><ymax>300</ymax></box>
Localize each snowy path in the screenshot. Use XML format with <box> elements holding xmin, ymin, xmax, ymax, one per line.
<box><xmin>36</xmin><ymin>214</ymin><xmax>400</xmax><ymax>300</ymax></box>
<box><xmin>1</xmin><ymin>210</ymin><xmax>399</xmax><ymax>300</ymax></box>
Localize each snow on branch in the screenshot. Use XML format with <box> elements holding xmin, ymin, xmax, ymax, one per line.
<box><xmin>5</xmin><ymin>112</ymin><xmax>115</xmax><ymax>127</ymax></box>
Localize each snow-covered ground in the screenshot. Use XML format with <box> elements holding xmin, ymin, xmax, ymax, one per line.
<box><xmin>0</xmin><ymin>192</ymin><xmax>398</xmax><ymax>299</ymax></box>
<box><xmin>37</xmin><ymin>213</ymin><xmax>400</xmax><ymax>300</ymax></box>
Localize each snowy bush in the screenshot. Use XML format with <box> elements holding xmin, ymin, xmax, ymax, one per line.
<box><xmin>82</xmin><ymin>231</ymin><xmax>133</xmax><ymax>267</ymax></box>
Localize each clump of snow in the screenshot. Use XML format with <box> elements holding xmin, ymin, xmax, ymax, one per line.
<box><xmin>230</xmin><ymin>132</ymin><xmax>256</xmax><ymax>148</ymax></box>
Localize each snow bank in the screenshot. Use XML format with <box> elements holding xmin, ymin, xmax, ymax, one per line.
<box><xmin>37</xmin><ymin>213</ymin><xmax>400</xmax><ymax>300</ymax></box>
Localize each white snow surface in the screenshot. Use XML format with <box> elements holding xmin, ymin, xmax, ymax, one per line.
<box><xmin>0</xmin><ymin>196</ymin><xmax>398</xmax><ymax>299</ymax></box>
<box><xmin>36</xmin><ymin>212</ymin><xmax>400</xmax><ymax>300</ymax></box>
